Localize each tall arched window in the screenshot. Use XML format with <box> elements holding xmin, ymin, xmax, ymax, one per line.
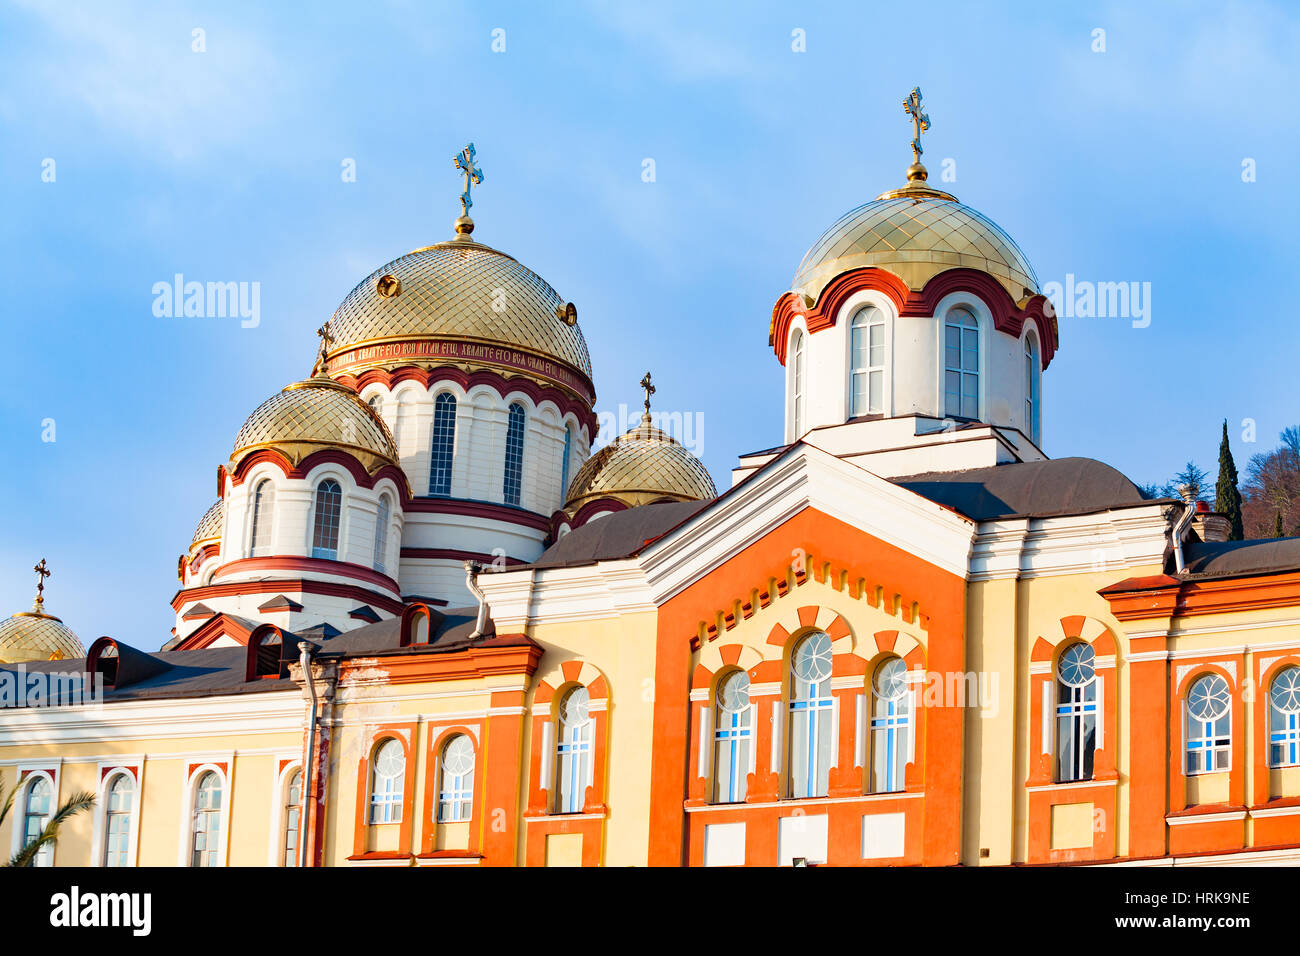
<box><xmin>849</xmin><ymin>305</ymin><xmax>886</xmax><ymax>417</ymax></box>
<box><xmin>788</xmin><ymin>632</ymin><xmax>834</xmax><ymax>799</ymax></box>
<box><xmin>1055</xmin><ymin>643</ymin><xmax>1097</xmax><ymax>782</ymax></box>
<box><xmin>437</xmin><ymin>734</ymin><xmax>475</xmax><ymax>823</ymax></box>
<box><xmin>1024</xmin><ymin>333</ymin><xmax>1041</xmax><ymax>445</ymax></box>
<box><xmin>791</xmin><ymin>329</ymin><xmax>806</xmax><ymax>438</ymax></box>
<box><xmin>870</xmin><ymin>657</ymin><xmax>910</xmax><ymax>793</ymax></box>
<box><xmin>560</xmin><ymin>423</ymin><xmax>574</xmax><ymax>497</ymax></box>
<box><xmin>944</xmin><ymin>306</ymin><xmax>980</xmax><ymax>420</ymax></box>
<box><xmin>368</xmin><ymin>739</ymin><xmax>405</xmax><ymax>824</ymax></box>
<box><xmin>23</xmin><ymin>775</ymin><xmax>53</xmax><ymax>867</ymax></box>
<box><xmin>429</xmin><ymin>392</ymin><xmax>457</xmax><ymax>496</ymax></box>
<box><xmin>713</xmin><ymin>671</ymin><xmax>753</xmax><ymax>804</ymax></box>
<box><xmin>103</xmin><ymin>773</ymin><xmax>134</xmax><ymax>867</ymax></box>
<box><xmin>554</xmin><ymin>686</ymin><xmax>593</xmax><ymax>813</ymax></box>
<box><xmin>248</xmin><ymin>479</ymin><xmax>275</xmax><ymax>557</ymax></box>
<box><xmin>310</xmin><ymin>479</ymin><xmax>342</xmax><ymax>560</ymax></box>
<box><xmin>372</xmin><ymin>494</ymin><xmax>391</xmax><ymax>574</ymax></box>
<box><xmin>1186</xmin><ymin>674</ymin><xmax>1231</xmax><ymax>774</ymax></box>
<box><xmin>191</xmin><ymin>771</ymin><xmax>223</xmax><ymax>867</ymax></box>
<box><xmin>503</xmin><ymin>402</ymin><xmax>526</xmax><ymax>507</ymax></box>
<box><xmin>1270</xmin><ymin>666</ymin><xmax>1300</xmax><ymax>767</ymax></box>
<box><xmin>282</xmin><ymin>769</ymin><xmax>301</xmax><ymax>867</ymax></box>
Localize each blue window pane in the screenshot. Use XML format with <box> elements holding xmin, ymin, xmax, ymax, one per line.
<box><xmin>429</xmin><ymin>392</ymin><xmax>457</xmax><ymax>496</ymax></box>
<box><xmin>503</xmin><ymin>403</ymin><xmax>526</xmax><ymax>506</ymax></box>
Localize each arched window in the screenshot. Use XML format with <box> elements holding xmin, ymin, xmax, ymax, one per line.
<box><xmin>367</xmin><ymin>395</ymin><xmax>382</xmax><ymax>412</ymax></box>
<box><xmin>248</xmin><ymin>479</ymin><xmax>275</xmax><ymax>557</ymax></box>
<box><xmin>369</xmin><ymin>739</ymin><xmax>405</xmax><ymax>824</ymax></box>
<box><xmin>849</xmin><ymin>305</ymin><xmax>886</xmax><ymax>417</ymax></box>
<box><xmin>788</xmin><ymin>632</ymin><xmax>834</xmax><ymax>799</ymax></box>
<box><xmin>191</xmin><ymin>771</ymin><xmax>223</xmax><ymax>867</ymax></box>
<box><xmin>870</xmin><ymin>657</ymin><xmax>910</xmax><ymax>793</ymax></box>
<box><xmin>1270</xmin><ymin>666</ymin><xmax>1300</xmax><ymax>767</ymax></box>
<box><xmin>944</xmin><ymin>307</ymin><xmax>980</xmax><ymax>420</ymax></box>
<box><xmin>560</xmin><ymin>423</ymin><xmax>574</xmax><ymax>497</ymax></box>
<box><xmin>104</xmin><ymin>773</ymin><xmax>134</xmax><ymax>867</ymax></box>
<box><xmin>1055</xmin><ymin>643</ymin><xmax>1097</xmax><ymax>782</ymax></box>
<box><xmin>23</xmin><ymin>775</ymin><xmax>53</xmax><ymax>867</ymax></box>
<box><xmin>1024</xmin><ymin>333</ymin><xmax>1041</xmax><ymax>445</ymax></box>
<box><xmin>503</xmin><ymin>402</ymin><xmax>526</xmax><ymax>506</ymax></box>
<box><xmin>791</xmin><ymin>329</ymin><xmax>806</xmax><ymax>438</ymax></box>
<box><xmin>554</xmin><ymin>686</ymin><xmax>593</xmax><ymax>813</ymax></box>
<box><xmin>437</xmin><ymin>735</ymin><xmax>475</xmax><ymax>823</ymax></box>
<box><xmin>372</xmin><ymin>494</ymin><xmax>391</xmax><ymax>574</ymax></box>
<box><xmin>1186</xmin><ymin>674</ymin><xmax>1231</xmax><ymax>774</ymax></box>
<box><xmin>429</xmin><ymin>392</ymin><xmax>457</xmax><ymax>496</ymax></box>
<box><xmin>282</xmin><ymin>769</ymin><xmax>301</xmax><ymax>867</ymax></box>
<box><xmin>713</xmin><ymin>671</ymin><xmax>753</xmax><ymax>803</ymax></box>
<box><xmin>310</xmin><ymin>479</ymin><xmax>342</xmax><ymax>560</ymax></box>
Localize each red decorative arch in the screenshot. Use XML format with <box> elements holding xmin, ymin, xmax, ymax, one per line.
<box><xmin>228</xmin><ymin>448</ymin><xmax>411</xmax><ymax>499</ymax></box>
<box><xmin>769</xmin><ymin>266</ymin><xmax>1058</xmax><ymax>369</ymax></box>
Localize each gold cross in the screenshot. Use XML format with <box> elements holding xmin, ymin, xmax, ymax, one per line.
<box><xmin>454</xmin><ymin>143</ymin><xmax>484</xmax><ymax>217</ymax></box>
<box><xmin>903</xmin><ymin>87</ymin><xmax>930</xmax><ymax>164</ymax></box>
<box><xmin>639</xmin><ymin>371</ymin><xmax>655</xmax><ymax>419</ymax></box>
<box><xmin>311</xmin><ymin>321</ymin><xmax>334</xmax><ymax>377</ymax></box>
<box><xmin>33</xmin><ymin>558</ymin><xmax>50</xmax><ymax>600</ymax></box>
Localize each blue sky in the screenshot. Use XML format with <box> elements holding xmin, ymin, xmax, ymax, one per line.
<box><xmin>2</xmin><ymin>0</ymin><xmax>1297</xmax><ymax>648</ymax></box>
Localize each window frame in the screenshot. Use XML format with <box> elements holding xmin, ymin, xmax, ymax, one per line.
<box><xmin>942</xmin><ymin>304</ymin><xmax>982</xmax><ymax>421</ymax></box>
<box><xmin>436</xmin><ymin>734</ymin><xmax>476</xmax><ymax>824</ymax></box>
<box><xmin>1024</xmin><ymin>330</ymin><xmax>1042</xmax><ymax>446</ymax></box>
<box><xmin>368</xmin><ymin>738</ymin><xmax>407</xmax><ymax>825</ymax></box>
<box><xmin>712</xmin><ymin>669</ymin><xmax>754</xmax><ymax>804</ymax></box>
<box><xmin>15</xmin><ymin>769</ymin><xmax>57</xmax><ymax>867</ymax></box>
<box><xmin>1185</xmin><ymin>673</ymin><xmax>1233</xmax><ymax>776</ymax></box>
<box><xmin>309</xmin><ymin>477</ymin><xmax>344</xmax><ymax>560</ymax></box>
<box><xmin>503</xmin><ymin>401</ymin><xmax>527</xmax><ymax>507</ymax></box>
<box><xmin>183</xmin><ymin>765</ymin><xmax>229</xmax><ymax>868</ymax></box>
<box><xmin>789</xmin><ymin>327</ymin><xmax>806</xmax><ymax>440</ymax></box>
<box><xmin>247</xmin><ymin>477</ymin><xmax>276</xmax><ymax>558</ymax></box>
<box><xmin>1054</xmin><ymin>642</ymin><xmax>1098</xmax><ymax>783</ymax></box>
<box><xmin>1269</xmin><ymin>666</ymin><xmax>1300</xmax><ymax>768</ymax></box>
<box><xmin>553</xmin><ymin>685</ymin><xmax>594</xmax><ymax>814</ymax></box>
<box><xmin>372</xmin><ymin>493</ymin><xmax>392</xmax><ymax>574</ymax></box>
<box><xmin>787</xmin><ymin>631</ymin><xmax>835</xmax><ymax>800</ymax></box>
<box><xmin>848</xmin><ymin>304</ymin><xmax>887</xmax><ymax>419</ymax></box>
<box><xmin>869</xmin><ymin>657</ymin><xmax>911</xmax><ymax>794</ymax></box>
<box><xmin>428</xmin><ymin>390</ymin><xmax>458</xmax><ymax>497</ymax></box>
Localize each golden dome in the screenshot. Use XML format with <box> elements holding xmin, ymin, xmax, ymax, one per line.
<box><xmin>231</xmin><ymin>376</ymin><xmax>400</xmax><ymax>474</ymax></box>
<box><xmin>792</xmin><ymin>193</ymin><xmax>1039</xmax><ymax>306</ymax></box>
<box><xmin>0</xmin><ymin>597</ymin><xmax>84</xmax><ymax>664</ymax></box>
<box><xmin>565</xmin><ymin>416</ymin><xmax>717</xmax><ymax>513</ymax></box>
<box><xmin>324</xmin><ymin>236</ymin><xmax>594</xmax><ymax>397</ymax></box>
<box><xmin>190</xmin><ymin>500</ymin><xmax>224</xmax><ymax>550</ymax></box>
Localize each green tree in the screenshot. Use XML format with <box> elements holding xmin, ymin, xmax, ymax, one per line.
<box><xmin>0</xmin><ymin>779</ymin><xmax>94</xmax><ymax>867</ymax></box>
<box><xmin>1215</xmin><ymin>420</ymin><xmax>1245</xmax><ymax>540</ymax></box>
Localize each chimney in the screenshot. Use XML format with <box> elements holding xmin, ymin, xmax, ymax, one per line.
<box><xmin>1189</xmin><ymin>498</ymin><xmax>1231</xmax><ymax>543</ymax></box>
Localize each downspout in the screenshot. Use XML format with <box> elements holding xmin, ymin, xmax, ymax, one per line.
<box><xmin>1170</xmin><ymin>485</ymin><xmax>1198</xmax><ymax>575</ymax></box>
<box><xmin>464</xmin><ymin>559</ymin><xmax>489</xmax><ymax>640</ymax></box>
<box><xmin>298</xmin><ymin>639</ymin><xmax>319</xmax><ymax>868</ymax></box>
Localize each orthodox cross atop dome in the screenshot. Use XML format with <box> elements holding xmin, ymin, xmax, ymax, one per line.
<box><xmin>310</xmin><ymin>321</ymin><xmax>335</xmax><ymax>378</ymax></box>
<box><xmin>903</xmin><ymin>87</ymin><xmax>930</xmax><ymax>166</ymax></box>
<box><xmin>639</xmin><ymin>371</ymin><xmax>655</xmax><ymax>422</ymax></box>
<box><xmin>875</xmin><ymin>87</ymin><xmax>955</xmax><ymax>201</ymax></box>
<box><xmin>32</xmin><ymin>558</ymin><xmax>50</xmax><ymax>610</ymax></box>
<box><xmin>453</xmin><ymin>143</ymin><xmax>484</xmax><ymax>237</ymax></box>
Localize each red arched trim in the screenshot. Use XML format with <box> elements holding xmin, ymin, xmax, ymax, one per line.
<box><xmin>569</xmin><ymin>498</ymin><xmax>630</xmax><ymax>530</ymax></box>
<box><xmin>769</xmin><ymin>266</ymin><xmax>1058</xmax><ymax>369</ymax></box>
<box><xmin>229</xmin><ymin>448</ymin><xmax>411</xmax><ymax>499</ymax></box>
<box><xmin>212</xmin><ymin>555</ymin><xmax>401</xmax><ymax>596</ymax></box>
<box><xmin>338</xmin><ymin>366</ymin><xmax>597</xmax><ymax>439</ymax></box>
<box><xmin>401</xmin><ymin>603</ymin><xmax>442</xmax><ymax>648</ymax></box>
<box><xmin>245</xmin><ymin>623</ymin><xmax>285</xmax><ymax>682</ymax></box>
<box><xmin>86</xmin><ymin>637</ymin><xmax>119</xmax><ymax>685</ymax></box>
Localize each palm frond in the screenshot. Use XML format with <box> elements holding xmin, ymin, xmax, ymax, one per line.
<box><xmin>6</xmin><ymin>790</ymin><xmax>95</xmax><ymax>868</ymax></box>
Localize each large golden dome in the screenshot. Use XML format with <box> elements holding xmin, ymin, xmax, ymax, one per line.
<box><xmin>0</xmin><ymin>596</ymin><xmax>84</xmax><ymax>664</ymax></box>
<box><xmin>565</xmin><ymin>415</ymin><xmax>717</xmax><ymax>513</ymax></box>
<box><xmin>792</xmin><ymin>191</ymin><xmax>1038</xmax><ymax>306</ymax></box>
<box><xmin>231</xmin><ymin>376</ymin><xmax>400</xmax><ymax>473</ymax></box>
<box><xmin>324</xmin><ymin>232</ymin><xmax>594</xmax><ymax>400</ymax></box>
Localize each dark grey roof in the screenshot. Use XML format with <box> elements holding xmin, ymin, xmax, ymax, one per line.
<box><xmin>1181</xmin><ymin>537</ymin><xmax>1300</xmax><ymax>579</ymax></box>
<box><xmin>892</xmin><ymin>457</ymin><xmax>1158</xmax><ymax>521</ymax></box>
<box><xmin>529</xmin><ymin>500</ymin><xmax>710</xmax><ymax>569</ymax></box>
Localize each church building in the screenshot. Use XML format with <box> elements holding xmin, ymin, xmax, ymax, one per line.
<box><xmin>4</xmin><ymin>95</ymin><xmax>1300</xmax><ymax>868</ymax></box>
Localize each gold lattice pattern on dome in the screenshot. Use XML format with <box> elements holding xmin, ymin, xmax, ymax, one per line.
<box><xmin>565</xmin><ymin>424</ymin><xmax>717</xmax><ymax>510</ymax></box>
<box><xmin>792</xmin><ymin>196</ymin><xmax>1039</xmax><ymax>304</ymax></box>
<box><xmin>325</xmin><ymin>242</ymin><xmax>592</xmax><ymax>378</ymax></box>
<box><xmin>191</xmin><ymin>499</ymin><xmax>224</xmax><ymax>548</ymax></box>
<box><xmin>0</xmin><ymin>614</ymin><xmax>85</xmax><ymax>663</ymax></box>
<box><xmin>231</xmin><ymin>380</ymin><xmax>400</xmax><ymax>467</ymax></box>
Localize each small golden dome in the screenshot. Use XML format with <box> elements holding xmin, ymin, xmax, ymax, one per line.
<box><xmin>565</xmin><ymin>417</ymin><xmax>717</xmax><ymax>513</ymax></box>
<box><xmin>326</xmin><ymin>239</ymin><xmax>593</xmax><ymax>388</ymax></box>
<box><xmin>0</xmin><ymin>597</ymin><xmax>84</xmax><ymax>664</ymax></box>
<box><xmin>231</xmin><ymin>376</ymin><xmax>400</xmax><ymax>473</ymax></box>
<box><xmin>190</xmin><ymin>500</ymin><xmax>224</xmax><ymax>550</ymax></box>
<box><xmin>793</xmin><ymin>195</ymin><xmax>1038</xmax><ymax>306</ymax></box>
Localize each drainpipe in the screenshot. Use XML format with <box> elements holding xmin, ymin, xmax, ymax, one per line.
<box><xmin>464</xmin><ymin>559</ymin><xmax>489</xmax><ymax>640</ymax></box>
<box><xmin>1170</xmin><ymin>485</ymin><xmax>1198</xmax><ymax>575</ymax></box>
<box><xmin>298</xmin><ymin>639</ymin><xmax>319</xmax><ymax>868</ymax></box>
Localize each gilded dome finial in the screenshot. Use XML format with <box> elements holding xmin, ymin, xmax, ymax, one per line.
<box><xmin>309</xmin><ymin>321</ymin><xmax>335</xmax><ymax>378</ymax></box>
<box><xmin>32</xmin><ymin>558</ymin><xmax>50</xmax><ymax>613</ymax></box>
<box><xmin>639</xmin><ymin>371</ymin><xmax>656</xmax><ymax>424</ymax></box>
<box><xmin>453</xmin><ymin>143</ymin><xmax>484</xmax><ymax>239</ymax></box>
<box><xmin>903</xmin><ymin>87</ymin><xmax>930</xmax><ymax>182</ymax></box>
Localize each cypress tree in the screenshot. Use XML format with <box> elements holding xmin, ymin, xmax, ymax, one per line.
<box><xmin>1276</xmin><ymin>510</ymin><xmax>1285</xmax><ymax>538</ymax></box>
<box><xmin>1215</xmin><ymin>419</ymin><xmax>1245</xmax><ymax>540</ymax></box>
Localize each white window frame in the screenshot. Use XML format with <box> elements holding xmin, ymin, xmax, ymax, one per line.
<box><xmin>554</xmin><ymin>686</ymin><xmax>594</xmax><ymax>814</ymax></box>
<box><xmin>372</xmin><ymin>492</ymin><xmax>392</xmax><ymax>574</ymax></box>
<box><xmin>1024</xmin><ymin>329</ymin><xmax>1042</xmax><ymax>446</ymax></box>
<box><xmin>91</xmin><ymin>761</ymin><xmax>142</xmax><ymax>868</ymax></box>
<box><xmin>246</xmin><ymin>477</ymin><xmax>277</xmax><ymax>558</ymax></box>
<box><xmin>841</xmin><ymin>294</ymin><xmax>893</xmax><ymax>420</ymax></box>
<box><xmin>712</xmin><ymin>671</ymin><xmax>754</xmax><ymax>804</ymax></box>
<box><xmin>178</xmin><ymin>760</ymin><xmax>232</xmax><ymax>867</ymax></box>
<box><xmin>368</xmin><ymin>739</ymin><xmax>406</xmax><ymax>825</ymax></box>
<box><xmin>1184</xmin><ymin>674</ymin><xmax>1232</xmax><ymax>776</ymax></box>
<box><xmin>267</xmin><ymin>759</ymin><xmax>303</xmax><ymax>866</ymax></box>
<box><xmin>787</xmin><ymin>633</ymin><xmax>835</xmax><ymax>800</ymax></box>
<box><xmin>933</xmin><ymin>293</ymin><xmax>991</xmax><ymax>423</ymax></box>
<box><xmin>788</xmin><ymin>325</ymin><xmax>807</xmax><ymax>441</ymax></box>
<box><xmin>1269</xmin><ymin>666</ymin><xmax>1300</xmax><ymax>768</ymax></box>
<box><xmin>436</xmin><ymin>734</ymin><xmax>476</xmax><ymax>824</ymax></box>
<box><xmin>10</xmin><ymin>763</ymin><xmax>60</xmax><ymax>866</ymax></box>
<box><xmin>303</xmin><ymin>466</ymin><xmax>351</xmax><ymax>561</ymax></box>
<box><xmin>869</xmin><ymin>658</ymin><xmax>910</xmax><ymax>794</ymax></box>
